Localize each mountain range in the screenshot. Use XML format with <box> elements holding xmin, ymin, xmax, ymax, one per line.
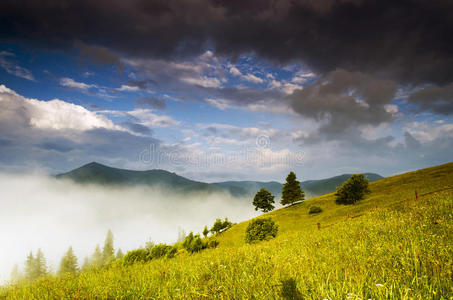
<box><xmin>56</xmin><ymin>162</ymin><xmax>383</xmax><ymax>199</ymax></box>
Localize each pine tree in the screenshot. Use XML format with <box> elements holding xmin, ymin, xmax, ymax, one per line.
<box><xmin>102</xmin><ymin>230</ymin><xmax>115</xmax><ymax>264</ymax></box>
<box><xmin>91</xmin><ymin>245</ymin><xmax>103</xmax><ymax>268</ymax></box>
<box><xmin>34</xmin><ymin>249</ymin><xmax>47</xmax><ymax>278</ymax></box>
<box><xmin>10</xmin><ymin>264</ymin><xmax>22</xmax><ymax>283</ymax></box>
<box><xmin>202</xmin><ymin>226</ymin><xmax>209</xmax><ymax>238</ymax></box>
<box><xmin>116</xmin><ymin>248</ymin><xmax>124</xmax><ymax>259</ymax></box>
<box><xmin>81</xmin><ymin>256</ymin><xmax>91</xmax><ymax>272</ymax></box>
<box><xmin>280</xmin><ymin>171</ymin><xmax>305</xmax><ymax>206</ymax></box>
<box><xmin>59</xmin><ymin>246</ymin><xmax>78</xmax><ymax>275</ymax></box>
<box><xmin>24</xmin><ymin>251</ymin><xmax>35</xmax><ymax>281</ymax></box>
<box><xmin>252</xmin><ymin>188</ymin><xmax>275</xmax><ymax>212</ymax></box>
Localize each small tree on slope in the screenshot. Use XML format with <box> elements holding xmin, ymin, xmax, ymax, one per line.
<box><xmin>335</xmin><ymin>174</ymin><xmax>370</xmax><ymax>204</ymax></box>
<box><xmin>253</xmin><ymin>188</ymin><xmax>275</xmax><ymax>212</ymax></box>
<box><xmin>281</xmin><ymin>171</ymin><xmax>305</xmax><ymax>206</ymax></box>
<box><xmin>59</xmin><ymin>246</ymin><xmax>78</xmax><ymax>275</ymax></box>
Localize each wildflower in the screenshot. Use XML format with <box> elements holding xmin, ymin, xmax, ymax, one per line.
<box><xmin>375</xmin><ymin>283</ymin><xmax>384</xmax><ymax>287</ymax></box>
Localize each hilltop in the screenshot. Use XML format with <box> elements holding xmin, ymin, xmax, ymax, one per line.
<box><xmin>56</xmin><ymin>162</ymin><xmax>383</xmax><ymax>198</ymax></box>
<box><xmin>3</xmin><ymin>162</ymin><xmax>452</xmax><ymax>299</ymax></box>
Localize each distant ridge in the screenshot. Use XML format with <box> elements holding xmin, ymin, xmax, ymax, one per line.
<box><xmin>56</xmin><ymin>162</ymin><xmax>384</xmax><ymax>198</ymax></box>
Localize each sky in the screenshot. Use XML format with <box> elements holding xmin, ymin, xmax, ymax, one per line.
<box><xmin>1</xmin><ymin>0</ymin><xmax>453</xmax><ymax>182</ymax></box>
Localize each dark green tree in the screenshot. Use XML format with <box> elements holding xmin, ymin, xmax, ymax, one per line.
<box><xmin>59</xmin><ymin>246</ymin><xmax>78</xmax><ymax>275</ymax></box>
<box><xmin>335</xmin><ymin>174</ymin><xmax>370</xmax><ymax>204</ymax></box>
<box><xmin>281</xmin><ymin>172</ymin><xmax>305</xmax><ymax>206</ymax></box>
<box><xmin>102</xmin><ymin>229</ymin><xmax>115</xmax><ymax>264</ymax></box>
<box><xmin>202</xmin><ymin>226</ymin><xmax>209</xmax><ymax>238</ymax></box>
<box><xmin>252</xmin><ymin>188</ymin><xmax>275</xmax><ymax>212</ymax></box>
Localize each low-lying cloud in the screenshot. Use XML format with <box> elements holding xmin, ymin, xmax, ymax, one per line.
<box><xmin>0</xmin><ymin>173</ymin><xmax>258</xmax><ymax>282</ymax></box>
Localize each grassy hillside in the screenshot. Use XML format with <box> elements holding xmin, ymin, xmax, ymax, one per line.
<box><xmin>2</xmin><ymin>162</ymin><xmax>452</xmax><ymax>299</ymax></box>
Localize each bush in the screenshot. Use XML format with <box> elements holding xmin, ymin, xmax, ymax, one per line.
<box><xmin>245</xmin><ymin>218</ymin><xmax>278</xmax><ymax>243</ymax></box>
<box><xmin>335</xmin><ymin>174</ymin><xmax>370</xmax><ymax>205</ymax></box>
<box><xmin>210</xmin><ymin>218</ymin><xmax>233</xmax><ymax>234</ymax></box>
<box><xmin>182</xmin><ymin>232</ymin><xmax>205</xmax><ymax>253</ymax></box>
<box><xmin>308</xmin><ymin>206</ymin><xmax>323</xmax><ymax>214</ymax></box>
<box><xmin>165</xmin><ymin>246</ymin><xmax>178</xmax><ymax>258</ymax></box>
<box><xmin>122</xmin><ymin>249</ymin><xmax>149</xmax><ymax>266</ymax></box>
<box><xmin>148</xmin><ymin>244</ymin><xmax>171</xmax><ymax>260</ymax></box>
<box><xmin>206</xmin><ymin>239</ymin><xmax>219</xmax><ymax>248</ymax></box>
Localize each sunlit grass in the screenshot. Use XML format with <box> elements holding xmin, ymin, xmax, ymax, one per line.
<box><xmin>1</xmin><ymin>162</ymin><xmax>453</xmax><ymax>299</ymax></box>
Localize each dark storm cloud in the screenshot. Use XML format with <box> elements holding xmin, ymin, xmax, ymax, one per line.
<box><xmin>289</xmin><ymin>69</ymin><xmax>397</xmax><ymax>139</ymax></box>
<box><xmin>1</xmin><ymin>0</ymin><xmax>453</xmax><ymax>85</ymax></box>
<box><xmin>407</xmin><ymin>83</ymin><xmax>453</xmax><ymax>115</ymax></box>
<box><xmin>136</xmin><ymin>97</ymin><xmax>167</xmax><ymax>110</ymax></box>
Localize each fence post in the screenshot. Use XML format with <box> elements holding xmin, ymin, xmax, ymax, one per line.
<box><xmin>346</xmin><ymin>213</ymin><xmax>349</xmax><ymax>220</ymax></box>
<box><xmin>317</xmin><ymin>223</ymin><xmax>321</xmax><ymax>230</ymax></box>
<box><xmin>415</xmin><ymin>190</ymin><xmax>418</xmax><ymax>200</ymax></box>
<box><xmin>373</xmin><ymin>202</ymin><xmax>377</xmax><ymax>209</ymax></box>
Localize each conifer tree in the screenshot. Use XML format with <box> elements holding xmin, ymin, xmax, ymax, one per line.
<box><xmin>281</xmin><ymin>171</ymin><xmax>305</xmax><ymax>206</ymax></box>
<box><xmin>24</xmin><ymin>251</ymin><xmax>35</xmax><ymax>281</ymax></box>
<box><xmin>91</xmin><ymin>245</ymin><xmax>103</xmax><ymax>268</ymax></box>
<box><xmin>102</xmin><ymin>230</ymin><xmax>115</xmax><ymax>264</ymax></box>
<box><xmin>81</xmin><ymin>256</ymin><xmax>91</xmax><ymax>272</ymax></box>
<box><xmin>59</xmin><ymin>246</ymin><xmax>78</xmax><ymax>275</ymax></box>
<box><xmin>202</xmin><ymin>226</ymin><xmax>209</xmax><ymax>238</ymax></box>
<box><xmin>10</xmin><ymin>264</ymin><xmax>22</xmax><ymax>283</ymax></box>
<box><xmin>116</xmin><ymin>248</ymin><xmax>124</xmax><ymax>259</ymax></box>
<box><xmin>35</xmin><ymin>249</ymin><xmax>47</xmax><ymax>278</ymax></box>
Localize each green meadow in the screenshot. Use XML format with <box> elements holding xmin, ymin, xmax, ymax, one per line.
<box><xmin>2</xmin><ymin>162</ymin><xmax>453</xmax><ymax>299</ymax></box>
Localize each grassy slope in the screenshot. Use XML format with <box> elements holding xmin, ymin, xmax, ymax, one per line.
<box><xmin>2</xmin><ymin>162</ymin><xmax>453</xmax><ymax>299</ymax></box>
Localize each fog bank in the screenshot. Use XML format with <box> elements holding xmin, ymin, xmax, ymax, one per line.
<box><xmin>0</xmin><ymin>173</ymin><xmax>258</xmax><ymax>282</ymax></box>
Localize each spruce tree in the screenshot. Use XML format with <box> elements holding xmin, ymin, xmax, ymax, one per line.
<box><xmin>102</xmin><ymin>230</ymin><xmax>115</xmax><ymax>264</ymax></box>
<box><xmin>116</xmin><ymin>248</ymin><xmax>124</xmax><ymax>259</ymax></box>
<box><xmin>281</xmin><ymin>171</ymin><xmax>305</xmax><ymax>206</ymax></box>
<box><xmin>24</xmin><ymin>251</ymin><xmax>35</xmax><ymax>281</ymax></box>
<box><xmin>10</xmin><ymin>264</ymin><xmax>22</xmax><ymax>283</ymax></box>
<box><xmin>252</xmin><ymin>188</ymin><xmax>275</xmax><ymax>212</ymax></box>
<box><xmin>202</xmin><ymin>226</ymin><xmax>209</xmax><ymax>238</ymax></box>
<box><xmin>81</xmin><ymin>257</ymin><xmax>91</xmax><ymax>272</ymax></box>
<box><xmin>59</xmin><ymin>246</ymin><xmax>78</xmax><ymax>275</ymax></box>
<box><xmin>34</xmin><ymin>249</ymin><xmax>47</xmax><ymax>278</ymax></box>
<box><xmin>91</xmin><ymin>245</ymin><xmax>103</xmax><ymax>268</ymax></box>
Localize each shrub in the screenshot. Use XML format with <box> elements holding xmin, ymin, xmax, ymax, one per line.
<box><xmin>308</xmin><ymin>206</ymin><xmax>323</xmax><ymax>214</ymax></box>
<box><xmin>148</xmin><ymin>244</ymin><xmax>171</xmax><ymax>260</ymax></box>
<box><xmin>245</xmin><ymin>218</ymin><xmax>278</xmax><ymax>243</ymax></box>
<box><xmin>122</xmin><ymin>249</ymin><xmax>149</xmax><ymax>266</ymax></box>
<box><xmin>210</xmin><ymin>217</ymin><xmax>233</xmax><ymax>234</ymax></box>
<box><xmin>206</xmin><ymin>239</ymin><xmax>219</xmax><ymax>248</ymax></box>
<box><xmin>182</xmin><ymin>232</ymin><xmax>205</xmax><ymax>253</ymax></box>
<box><xmin>165</xmin><ymin>246</ymin><xmax>178</xmax><ymax>258</ymax></box>
<box><xmin>335</xmin><ymin>174</ymin><xmax>370</xmax><ymax>205</ymax></box>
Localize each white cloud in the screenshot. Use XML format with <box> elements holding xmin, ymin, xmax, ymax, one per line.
<box><xmin>116</xmin><ymin>85</ymin><xmax>140</xmax><ymax>92</ymax></box>
<box><xmin>126</xmin><ymin>109</ymin><xmax>181</xmax><ymax>128</ymax></box>
<box><xmin>181</xmin><ymin>76</ymin><xmax>221</xmax><ymax>88</ymax></box>
<box><xmin>229</xmin><ymin>66</ymin><xmax>264</xmax><ymax>84</ymax></box>
<box><xmin>0</xmin><ymin>52</ymin><xmax>35</xmax><ymax>81</ymax></box>
<box><xmin>291</xmin><ymin>71</ymin><xmax>316</xmax><ymax>84</ymax></box>
<box><xmin>0</xmin><ymin>85</ymin><xmax>120</xmax><ymax>131</ymax></box>
<box><xmin>60</xmin><ymin>77</ymin><xmax>96</xmax><ymax>91</ymax></box>
<box><xmin>205</xmin><ymin>98</ymin><xmax>230</xmax><ymax>110</ymax></box>
<box><xmin>404</xmin><ymin>121</ymin><xmax>453</xmax><ymax>143</ymax></box>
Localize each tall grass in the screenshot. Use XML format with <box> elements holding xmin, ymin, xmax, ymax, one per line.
<box><xmin>1</xmin><ymin>162</ymin><xmax>453</xmax><ymax>299</ymax></box>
